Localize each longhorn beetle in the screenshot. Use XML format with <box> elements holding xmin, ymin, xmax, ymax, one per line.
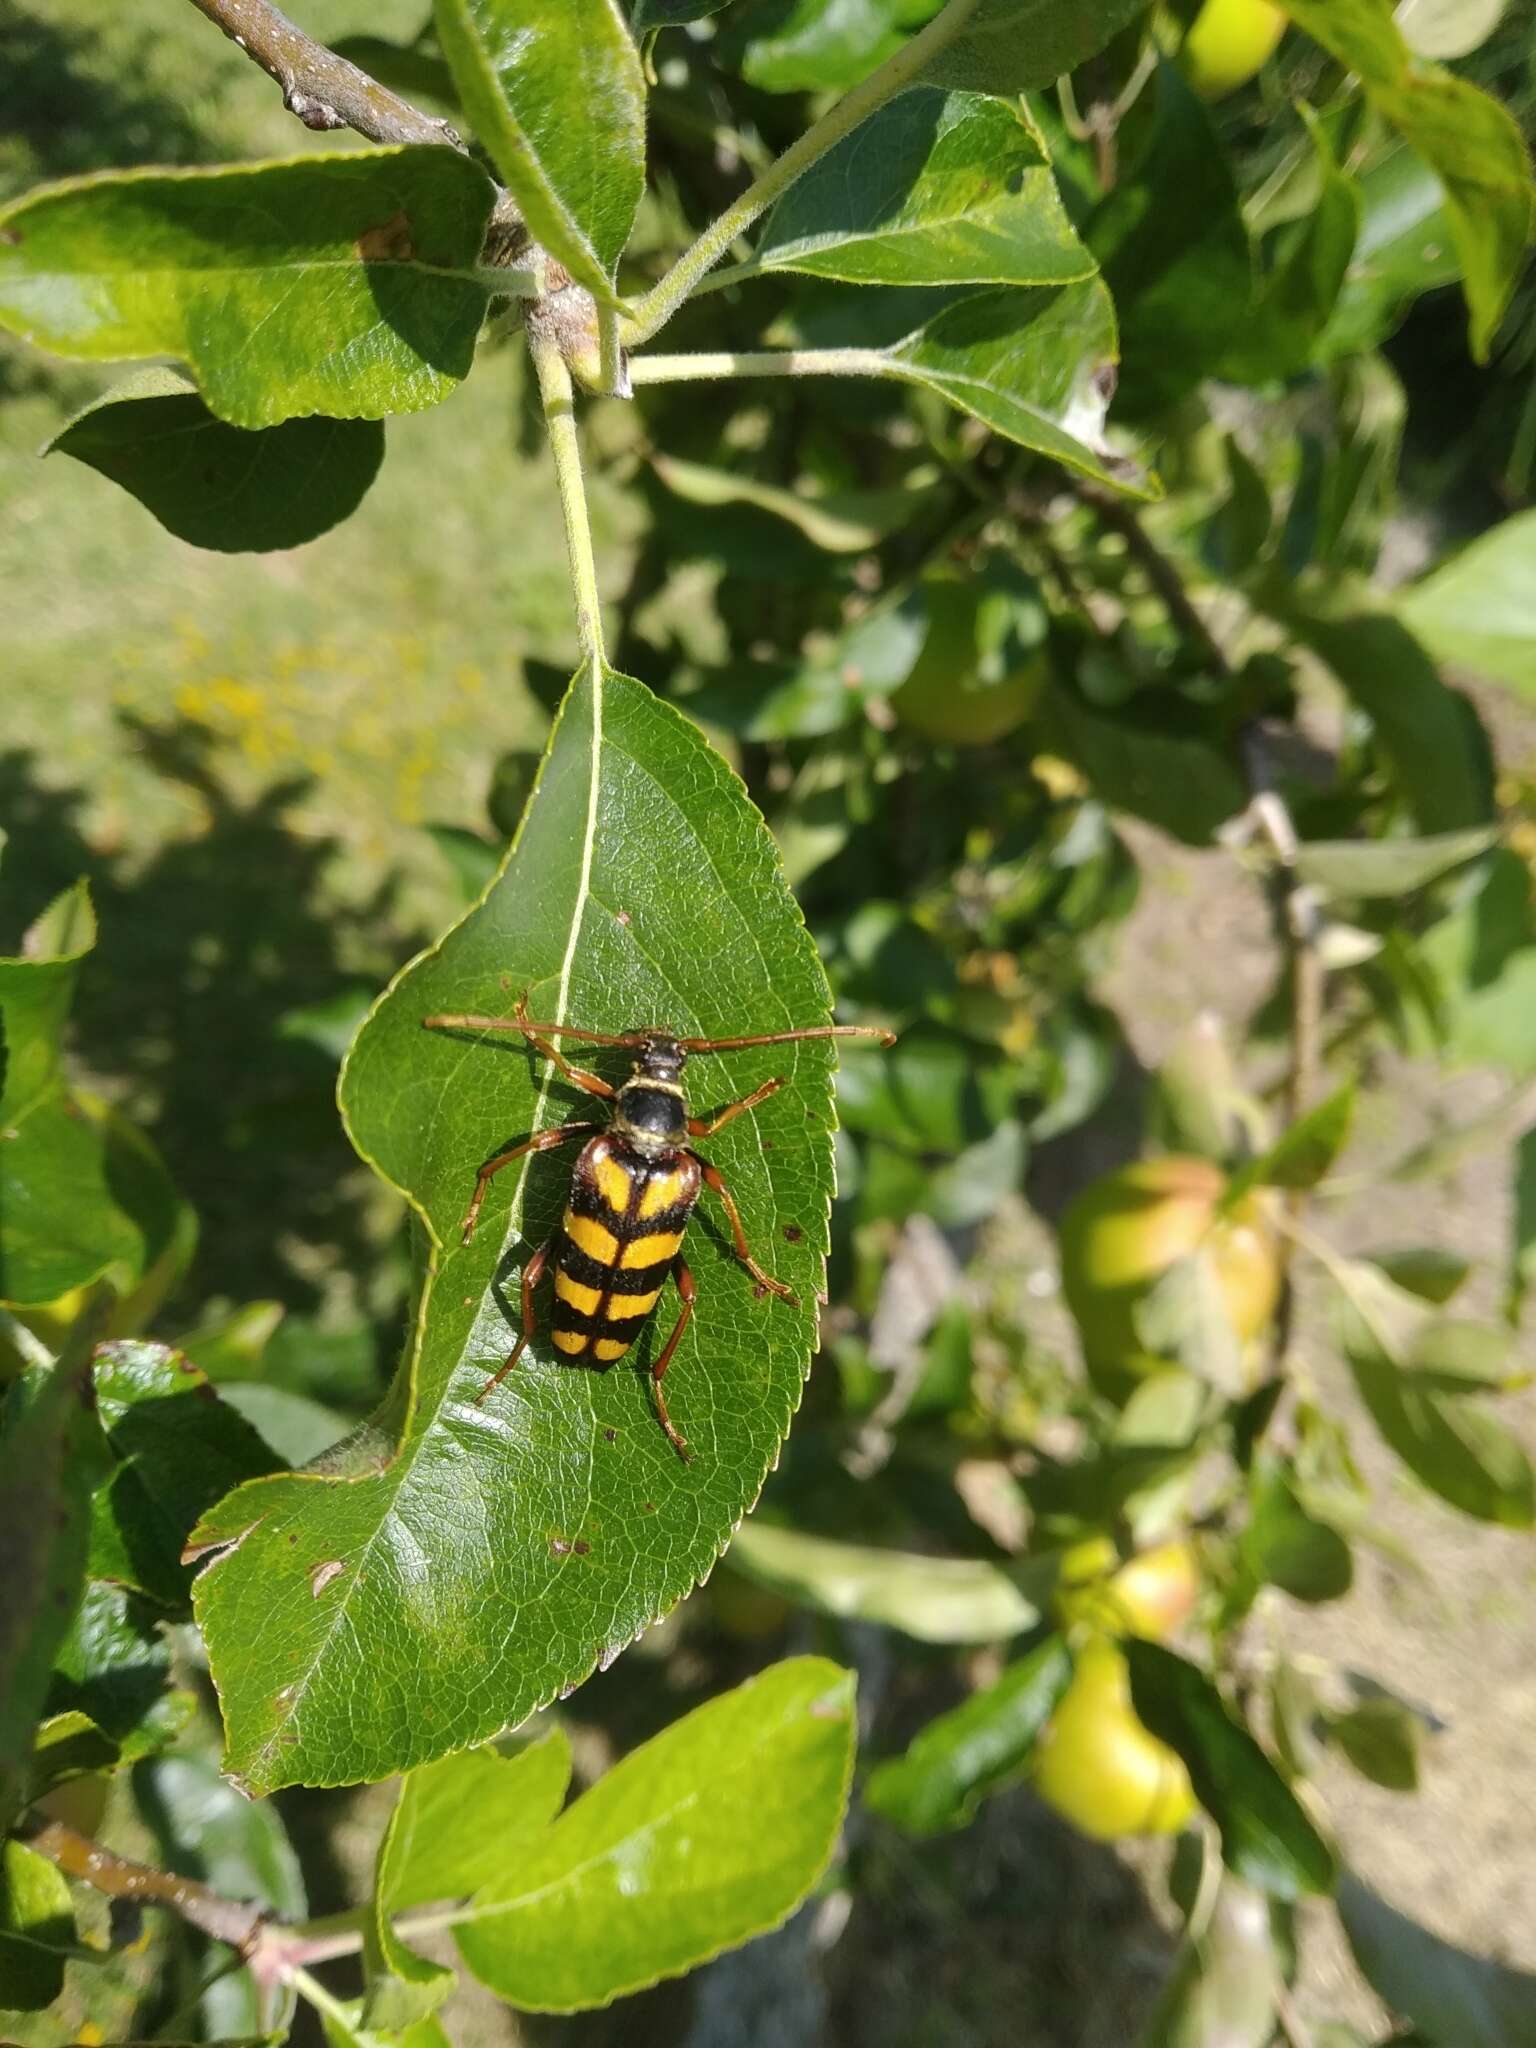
<box><xmin>422</xmin><ymin>993</ymin><xmax>894</xmax><ymax>1460</ymax></box>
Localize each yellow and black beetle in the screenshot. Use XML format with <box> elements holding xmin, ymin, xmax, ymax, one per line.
<box><xmin>423</xmin><ymin>992</ymin><xmax>893</xmax><ymax>1460</ymax></box>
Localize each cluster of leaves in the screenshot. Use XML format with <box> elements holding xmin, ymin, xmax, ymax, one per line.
<box><xmin>3</xmin><ymin>0</ymin><xmax>1536</xmax><ymax>2044</ymax></box>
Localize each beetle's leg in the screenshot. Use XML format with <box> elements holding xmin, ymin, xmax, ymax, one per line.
<box><xmin>460</xmin><ymin>1123</ymin><xmax>595</xmax><ymax>1244</ymax></box>
<box><xmin>687</xmin><ymin>1075</ymin><xmax>784</xmax><ymax>1139</ymax></box>
<box><xmin>513</xmin><ymin>991</ymin><xmax>618</xmax><ymax>1101</ymax></box>
<box><xmin>475</xmin><ymin>1236</ymin><xmax>553</xmax><ymax>1404</ymax></box>
<box><xmin>648</xmin><ymin>1259</ymin><xmax>697</xmax><ymax>1462</ymax></box>
<box><xmin>696</xmin><ymin>1157</ymin><xmax>798</xmax><ymax>1305</ymax></box>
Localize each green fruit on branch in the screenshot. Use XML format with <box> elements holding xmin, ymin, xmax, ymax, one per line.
<box><xmin>1034</xmin><ymin>1636</ymin><xmax>1197</xmax><ymax>1840</ymax></box>
<box><xmin>1059</xmin><ymin>1155</ymin><xmax>1281</xmax><ymax>1403</ymax></box>
<box><xmin>1171</xmin><ymin>0</ymin><xmax>1287</xmax><ymax>99</ymax></box>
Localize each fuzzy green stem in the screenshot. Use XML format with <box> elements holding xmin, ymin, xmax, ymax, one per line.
<box><xmin>530</xmin><ymin>328</ymin><xmax>607</xmax><ymax>667</ymax></box>
<box><xmin>623</xmin><ymin>0</ymin><xmax>982</xmax><ymax>346</ymax></box>
<box><xmin>628</xmin><ymin>347</ymin><xmax>892</xmax><ymax>386</ymax></box>
<box><xmin>288</xmin><ymin>1963</ymin><xmax>363</xmax><ymax>2030</ymax></box>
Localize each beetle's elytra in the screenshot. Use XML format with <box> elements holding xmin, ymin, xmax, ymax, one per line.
<box><xmin>423</xmin><ymin>993</ymin><xmax>894</xmax><ymax>1460</ymax></box>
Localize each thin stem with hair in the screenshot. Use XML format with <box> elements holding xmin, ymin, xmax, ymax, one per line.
<box><xmin>529</xmin><ymin>327</ymin><xmax>607</xmax><ymax>668</ymax></box>
<box><xmin>623</xmin><ymin>0</ymin><xmax>983</xmax><ymax>347</ymax></box>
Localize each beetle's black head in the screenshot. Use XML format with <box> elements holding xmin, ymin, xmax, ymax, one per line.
<box><xmin>632</xmin><ymin>1032</ymin><xmax>686</xmax><ymax>1083</ymax></box>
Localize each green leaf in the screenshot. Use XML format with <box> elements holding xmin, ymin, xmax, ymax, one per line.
<box><xmin>864</xmin><ymin>1634</ymin><xmax>1071</xmax><ymax>1833</ymax></box>
<box><xmin>1398</xmin><ymin>512</ymin><xmax>1536</xmax><ymax>701</ymax></box>
<box><xmin>725</xmin><ymin>0</ymin><xmax>924</xmax><ymax>96</ymax></box>
<box><xmin>728</xmin><ymin>1522</ymin><xmax>1039</xmax><ymax>1641</ymax></box>
<box><xmin>1318</xmin><ymin>145</ymin><xmax>1462</xmax><ymax>359</ymax></box>
<box><xmin>434</xmin><ymin>0</ymin><xmax>645</xmax><ymax>305</ymax></box>
<box><xmin>1328</xmin><ymin>1697</ymin><xmax>1420</xmax><ymax>1791</ymax></box>
<box><xmin>46</xmin><ymin>1581</ymin><xmax>194</xmax><ymax>1774</ymax></box>
<box><xmin>921</xmin><ymin>0</ymin><xmax>1152</xmax><ymax>93</ymax></box>
<box><xmin>0</xmin><ymin>1840</ymin><xmax>78</xmax><ymax>2013</ymax></box>
<box><xmin>650</xmin><ymin>452</ymin><xmax>906</xmax><ymax>554</ymax></box>
<box><xmin>452</xmin><ymin>1658</ymin><xmax>855</xmax><ymax>2011</ymax></box>
<box><xmin>1124</xmin><ymin>1640</ymin><xmax>1337</xmax><ymax>1899</ymax></box>
<box><xmin>881</xmin><ymin>282</ymin><xmax>1147</xmax><ymax>492</ymax></box>
<box><xmin>1337</xmin><ymin>1873</ymin><xmax>1536</xmax><ymax>2048</ymax></box>
<box><xmin>1240</xmin><ymin>1465</ymin><xmax>1353</xmax><ymax>1603</ymax></box>
<box><xmin>1142</xmin><ymin>1871</ymin><xmax>1281</xmax><ymax>2048</ymax></box>
<box><xmin>1370</xmin><ymin>1247</ymin><xmax>1471</xmax><ymax>1306</ymax></box>
<box><xmin>634</xmin><ymin>0</ymin><xmax>733</xmax><ymax>25</ymax></box>
<box><xmin>0</xmin><ymin>1341</ymin><xmax>106</xmax><ymax>1830</ymax></box>
<box><xmin>1294</xmin><ymin>827</ymin><xmax>1499</xmax><ymax>899</ymax></box>
<box><xmin>1224</xmin><ymin>1085</ymin><xmax>1355</xmax><ymax>1203</ymax></box>
<box><xmin>1217</xmin><ymin>106</ymin><xmax>1360</xmax><ymax>384</ymax></box>
<box><xmin>1279</xmin><ymin>0</ymin><xmax>1535</xmax><ymax>358</ymax></box>
<box><xmin>190</xmin><ymin>664</ymin><xmax>850</xmax><ymax>1793</ymax></box>
<box><xmin>366</xmin><ymin>1733</ymin><xmax>570</xmax><ymax>2029</ymax></box>
<box><xmin>758</xmin><ymin>91</ymin><xmax>1095</xmax><ymax>288</ymax></box>
<box><xmin>1089</xmin><ymin>63</ymin><xmax>1252</xmax><ymax>418</ymax></box>
<box><xmin>1513</xmin><ymin>1127</ymin><xmax>1536</xmax><ymax>1320</ymax></box>
<box><xmin>0</xmin><ymin>882</ymin><xmax>159</xmax><ymax>1308</ymax></box>
<box><xmin>1330</xmin><ymin>1260</ymin><xmax>1535</xmax><ymax>1526</ymax></box>
<box><xmin>1132</xmin><ymin>1253</ymin><xmax>1246</xmax><ymax>1396</ymax></box>
<box><xmin>1042</xmin><ymin>683</ymin><xmax>1248</xmax><ymax>845</ymax></box>
<box><xmin>0</xmin><ymin>149</ymin><xmax>499</xmax><ymax>428</ymax></box>
<box><xmin>1276</xmin><ymin>606</ymin><xmax>1493</xmax><ymax>832</ymax></box>
<box><xmin>47</xmin><ymin>370</ymin><xmax>385</xmax><ymax>554</ymax></box>
<box><xmin>89</xmin><ymin>1342</ymin><xmax>283</xmax><ymax>1614</ymax></box>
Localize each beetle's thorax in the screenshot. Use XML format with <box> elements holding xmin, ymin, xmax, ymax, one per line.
<box><xmin>612</xmin><ymin>1038</ymin><xmax>688</xmax><ymax>1157</ymax></box>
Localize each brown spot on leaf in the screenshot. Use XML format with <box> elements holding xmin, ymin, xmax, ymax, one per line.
<box><xmin>0</xmin><ymin>227</ymin><xmax>21</xmax><ymax>246</ymax></box>
<box><xmin>573</xmin><ymin>1539</ymin><xmax>591</xmax><ymax>1556</ymax></box>
<box><xmin>603</xmin><ymin>1427</ymin><xmax>617</xmax><ymax>1442</ymax></box>
<box><xmin>784</xmin><ymin>1224</ymin><xmax>803</xmax><ymax>1244</ymax></box>
<box><xmin>357</xmin><ymin>211</ymin><xmax>415</xmax><ymax>264</ymax></box>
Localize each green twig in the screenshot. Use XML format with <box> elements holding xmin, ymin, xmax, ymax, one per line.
<box><xmin>628</xmin><ymin>347</ymin><xmax>891</xmax><ymax>386</ymax></box>
<box><xmin>623</xmin><ymin>0</ymin><xmax>982</xmax><ymax>346</ymax></box>
<box><xmin>529</xmin><ymin>327</ymin><xmax>607</xmax><ymax>668</ymax></box>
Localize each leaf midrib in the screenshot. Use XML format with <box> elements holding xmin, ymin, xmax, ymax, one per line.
<box><xmin>241</xmin><ymin>670</ymin><xmax>608</xmax><ymax>1788</ymax></box>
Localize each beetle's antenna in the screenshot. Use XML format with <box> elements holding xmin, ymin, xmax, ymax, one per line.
<box><xmin>422</xmin><ymin>1012</ymin><xmax>646</xmax><ymax>1046</ymax></box>
<box><xmin>677</xmin><ymin>1023</ymin><xmax>896</xmax><ymax>1052</ymax></box>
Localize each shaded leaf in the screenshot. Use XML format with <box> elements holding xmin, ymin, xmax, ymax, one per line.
<box><xmin>1125</xmin><ymin>1640</ymin><xmax>1337</xmax><ymax>1898</ymax></box>
<box><xmin>728</xmin><ymin>1522</ymin><xmax>1039</xmax><ymax>1642</ymax></box>
<box><xmin>191</xmin><ymin>665</ymin><xmax>852</xmax><ymax>1792</ymax></box>
<box><xmin>1224</xmin><ymin>1086</ymin><xmax>1355</xmax><ymax>1203</ymax></box>
<box><xmin>1277</xmin><ymin>606</ymin><xmax>1493</xmax><ymax>832</ymax></box>
<box><xmin>48</xmin><ymin>370</ymin><xmax>385</xmax><ymax>553</ymax></box>
<box><xmin>0</xmin><ymin>149</ymin><xmax>499</xmax><ymax>427</ymax></box>
<box><xmin>1294</xmin><ymin>828</ymin><xmax>1498</xmax><ymax>899</ymax></box>
<box><xmin>1331</xmin><ymin>1261</ymin><xmax>1535</xmax><ymax>1526</ymax></box>
<box><xmin>1280</xmin><ymin>0</ymin><xmax>1535</xmax><ymax>357</ymax></box>
<box><xmin>1132</xmin><ymin>1253</ymin><xmax>1246</xmax><ymax>1397</ymax></box>
<box><xmin>864</xmin><ymin>1634</ymin><xmax>1071</xmax><ymax>1833</ymax></box>
<box><xmin>922</xmin><ymin>0</ymin><xmax>1152</xmax><ymax>93</ymax></box>
<box><xmin>0</xmin><ymin>1340</ymin><xmax>107</xmax><ymax>1830</ymax></box>
<box><xmin>452</xmin><ymin>1658</ymin><xmax>855</xmax><ymax>2011</ymax></box>
<box><xmin>1089</xmin><ymin>63</ymin><xmax>1251</xmax><ymax>418</ymax></box>
<box><xmin>434</xmin><ymin>0</ymin><xmax>645</xmax><ymax>304</ymax></box>
<box><xmin>634</xmin><ymin>0</ymin><xmax>733</xmax><ymax>24</ymax></box>
<box><xmin>1318</xmin><ymin>144</ymin><xmax>1461</xmax><ymax>360</ymax></box>
<box><xmin>1370</xmin><ymin>1247</ymin><xmax>1471</xmax><ymax>1306</ymax></box>
<box><xmin>1043</xmin><ymin>684</ymin><xmax>1248</xmax><ymax>845</ymax></box>
<box><xmin>0</xmin><ymin>1840</ymin><xmax>78</xmax><ymax>2012</ymax></box>
<box><xmin>89</xmin><ymin>1343</ymin><xmax>283</xmax><ymax>1613</ymax></box>
<box><xmin>651</xmin><ymin>451</ymin><xmax>908</xmax><ymax>553</ymax></box>
<box><xmin>725</xmin><ymin>0</ymin><xmax>926</xmax><ymax>96</ymax></box>
<box><xmin>1328</xmin><ymin>1697</ymin><xmax>1420</xmax><ymax>1791</ymax></box>
<box><xmin>1241</xmin><ymin>1465</ymin><xmax>1353</xmax><ymax>1603</ymax></box>
<box><xmin>46</xmin><ymin>1581</ymin><xmax>194</xmax><ymax>1777</ymax></box>
<box><xmin>1398</xmin><ymin>512</ymin><xmax>1536</xmax><ymax>701</ymax></box>
<box><xmin>1337</xmin><ymin>1873</ymin><xmax>1536</xmax><ymax>2048</ymax></box>
<box><xmin>137</xmin><ymin>1750</ymin><xmax>306</xmax><ymax>2042</ymax></box>
<box><xmin>759</xmin><ymin>90</ymin><xmax>1095</xmax><ymax>288</ymax></box>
